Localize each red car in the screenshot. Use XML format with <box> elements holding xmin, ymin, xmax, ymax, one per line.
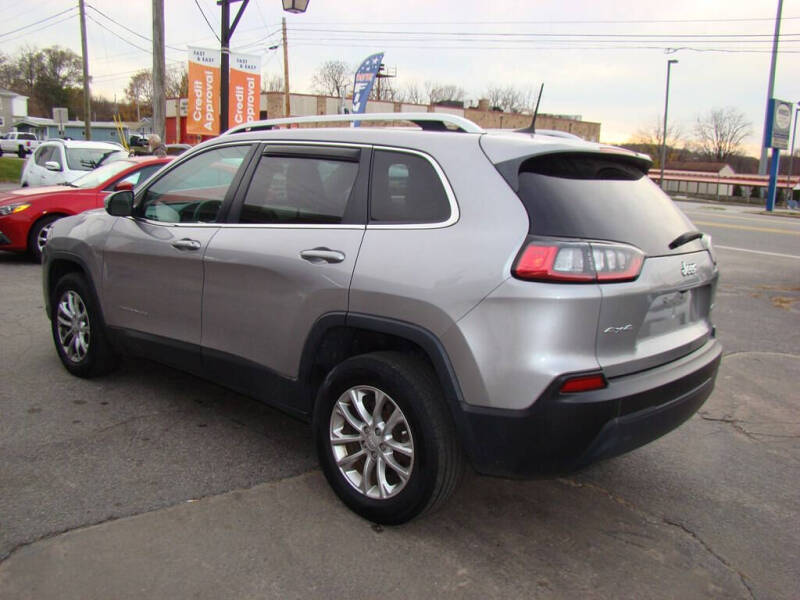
<box><xmin>0</xmin><ymin>156</ymin><xmax>171</xmax><ymax>261</ymax></box>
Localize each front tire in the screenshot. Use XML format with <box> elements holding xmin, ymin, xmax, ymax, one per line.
<box><xmin>51</xmin><ymin>273</ymin><xmax>118</xmax><ymax>378</ymax></box>
<box><xmin>28</xmin><ymin>214</ymin><xmax>60</xmax><ymax>262</ymax></box>
<box><xmin>313</xmin><ymin>352</ymin><xmax>463</xmax><ymax>524</ymax></box>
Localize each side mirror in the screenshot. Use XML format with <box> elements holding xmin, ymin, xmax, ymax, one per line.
<box><xmin>115</xmin><ymin>180</ymin><xmax>134</xmax><ymax>192</ymax></box>
<box><xmin>105</xmin><ymin>190</ymin><xmax>134</xmax><ymax>217</ymax></box>
<box><xmin>45</xmin><ymin>161</ymin><xmax>62</xmax><ymax>172</ymax></box>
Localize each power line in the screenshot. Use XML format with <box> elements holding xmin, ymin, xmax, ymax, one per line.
<box><xmin>289</xmin><ymin>41</ymin><xmax>800</xmax><ymax>54</ymax></box>
<box><xmin>86</xmin><ymin>14</ymin><xmax>152</xmax><ymax>55</ymax></box>
<box><xmin>287</xmin><ymin>26</ymin><xmax>800</xmax><ymax>40</ymax></box>
<box><xmin>290</xmin><ymin>16</ymin><xmax>800</xmax><ymax>26</ymax></box>
<box><xmin>0</xmin><ymin>6</ymin><xmax>76</xmax><ymax>39</ymax></box>
<box><xmin>194</xmin><ymin>0</ymin><xmax>220</xmax><ymax>43</ymax></box>
<box><xmin>0</xmin><ymin>13</ymin><xmax>78</xmax><ymax>45</ymax></box>
<box><xmin>86</xmin><ymin>4</ymin><xmax>183</xmax><ymax>52</ymax></box>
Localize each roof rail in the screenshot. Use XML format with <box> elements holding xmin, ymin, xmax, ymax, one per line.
<box><xmin>222</xmin><ymin>112</ymin><xmax>485</xmax><ymax>135</ymax></box>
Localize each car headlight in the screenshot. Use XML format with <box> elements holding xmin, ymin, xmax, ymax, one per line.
<box><xmin>0</xmin><ymin>202</ymin><xmax>31</xmax><ymax>216</ymax></box>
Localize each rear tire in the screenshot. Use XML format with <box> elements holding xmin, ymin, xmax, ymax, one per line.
<box><xmin>17</xmin><ymin>145</ymin><xmax>25</xmax><ymax>158</ymax></box>
<box><xmin>313</xmin><ymin>352</ymin><xmax>463</xmax><ymax>524</ymax></box>
<box><xmin>51</xmin><ymin>273</ymin><xmax>119</xmax><ymax>378</ymax></box>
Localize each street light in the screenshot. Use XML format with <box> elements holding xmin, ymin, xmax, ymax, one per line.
<box><xmin>282</xmin><ymin>0</ymin><xmax>309</xmax><ymax>12</ymax></box>
<box><xmin>659</xmin><ymin>58</ymin><xmax>679</xmax><ymax>191</ymax></box>
<box><xmin>218</xmin><ymin>0</ymin><xmax>309</xmax><ymax>132</ymax></box>
<box><xmin>785</xmin><ymin>101</ymin><xmax>800</xmax><ymax>206</ymax></box>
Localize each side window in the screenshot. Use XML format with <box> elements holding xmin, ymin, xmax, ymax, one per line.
<box><xmin>34</xmin><ymin>145</ymin><xmax>53</xmax><ymax>166</ymax></box>
<box><xmin>369</xmin><ymin>150</ymin><xmax>451</xmax><ymax>224</ymax></box>
<box><xmin>50</xmin><ymin>146</ymin><xmax>63</xmax><ymax>168</ymax></box>
<box><xmin>115</xmin><ymin>164</ymin><xmax>161</xmax><ymax>189</ymax></box>
<box><xmin>138</xmin><ymin>145</ymin><xmax>249</xmax><ymax>223</ymax></box>
<box><xmin>240</xmin><ymin>154</ymin><xmax>358</xmax><ymax>224</ymax></box>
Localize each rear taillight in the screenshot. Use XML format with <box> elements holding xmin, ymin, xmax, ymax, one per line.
<box><xmin>513</xmin><ymin>238</ymin><xmax>644</xmax><ymax>283</ymax></box>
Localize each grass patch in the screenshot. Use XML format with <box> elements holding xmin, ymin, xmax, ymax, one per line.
<box><xmin>0</xmin><ymin>157</ymin><xmax>23</xmax><ymax>183</ymax></box>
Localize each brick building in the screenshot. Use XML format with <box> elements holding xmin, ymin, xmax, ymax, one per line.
<box><xmin>166</xmin><ymin>91</ymin><xmax>601</xmax><ymax>144</ymax></box>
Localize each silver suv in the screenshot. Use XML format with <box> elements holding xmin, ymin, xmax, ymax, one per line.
<box><xmin>42</xmin><ymin>113</ymin><xmax>721</xmax><ymax>524</ymax></box>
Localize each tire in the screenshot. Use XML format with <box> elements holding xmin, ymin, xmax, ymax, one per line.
<box><xmin>17</xmin><ymin>145</ymin><xmax>25</xmax><ymax>158</ymax></box>
<box><xmin>28</xmin><ymin>214</ymin><xmax>61</xmax><ymax>263</ymax></box>
<box><xmin>51</xmin><ymin>273</ymin><xmax>119</xmax><ymax>378</ymax></box>
<box><xmin>0</xmin><ymin>146</ymin><xmax>4</xmax><ymax>157</ymax></box>
<box><xmin>313</xmin><ymin>351</ymin><xmax>463</xmax><ymax>524</ymax></box>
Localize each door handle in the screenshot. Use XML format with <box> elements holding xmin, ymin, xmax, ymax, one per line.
<box><xmin>300</xmin><ymin>248</ymin><xmax>346</xmax><ymax>264</ymax></box>
<box><xmin>171</xmin><ymin>238</ymin><xmax>202</xmax><ymax>251</ymax></box>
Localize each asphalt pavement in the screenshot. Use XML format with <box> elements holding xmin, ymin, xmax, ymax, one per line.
<box><xmin>0</xmin><ymin>195</ymin><xmax>798</xmax><ymax>599</ymax></box>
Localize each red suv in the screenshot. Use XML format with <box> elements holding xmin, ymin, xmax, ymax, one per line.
<box><xmin>0</xmin><ymin>156</ymin><xmax>170</xmax><ymax>261</ymax></box>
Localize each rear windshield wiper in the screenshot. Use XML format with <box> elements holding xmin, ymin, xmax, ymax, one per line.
<box><xmin>669</xmin><ymin>230</ymin><xmax>704</xmax><ymax>250</ymax></box>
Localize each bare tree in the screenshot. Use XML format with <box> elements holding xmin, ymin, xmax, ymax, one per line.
<box><xmin>165</xmin><ymin>65</ymin><xmax>188</xmax><ymax>98</ymax></box>
<box><xmin>262</xmin><ymin>73</ymin><xmax>284</xmax><ymax>92</ymax></box>
<box><xmin>693</xmin><ymin>107</ymin><xmax>751</xmax><ymax>161</ymax></box>
<box><xmin>484</xmin><ymin>85</ymin><xmax>534</xmax><ymax>113</ymax></box>
<box><xmin>631</xmin><ymin>116</ymin><xmax>684</xmax><ymax>167</ymax></box>
<box><xmin>399</xmin><ymin>80</ymin><xmax>423</xmax><ymax>104</ymax></box>
<box><xmin>370</xmin><ymin>76</ymin><xmax>398</xmax><ymax>102</ymax></box>
<box><xmin>424</xmin><ymin>81</ymin><xmax>465</xmax><ymax>105</ymax></box>
<box><xmin>125</xmin><ymin>69</ymin><xmax>153</xmax><ymax>119</ymax></box>
<box><xmin>311</xmin><ymin>60</ymin><xmax>352</xmax><ymax>97</ymax></box>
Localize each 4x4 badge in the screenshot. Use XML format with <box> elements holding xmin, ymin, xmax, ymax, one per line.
<box><xmin>680</xmin><ymin>261</ymin><xmax>697</xmax><ymax>277</ymax></box>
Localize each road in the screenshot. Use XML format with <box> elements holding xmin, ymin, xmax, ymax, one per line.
<box><xmin>0</xmin><ymin>200</ymin><xmax>798</xmax><ymax>599</ymax></box>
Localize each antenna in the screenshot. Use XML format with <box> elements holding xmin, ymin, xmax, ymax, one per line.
<box><xmin>515</xmin><ymin>83</ymin><xmax>545</xmax><ymax>134</ymax></box>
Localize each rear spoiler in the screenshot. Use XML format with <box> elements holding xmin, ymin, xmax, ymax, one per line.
<box><xmin>493</xmin><ymin>150</ymin><xmax>653</xmax><ymax>193</ymax></box>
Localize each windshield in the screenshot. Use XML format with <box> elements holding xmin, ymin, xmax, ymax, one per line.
<box><xmin>71</xmin><ymin>160</ymin><xmax>137</xmax><ymax>188</ymax></box>
<box><xmin>66</xmin><ymin>148</ymin><xmax>126</xmax><ymax>171</ymax></box>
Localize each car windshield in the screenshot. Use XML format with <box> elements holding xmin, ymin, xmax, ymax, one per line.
<box><xmin>71</xmin><ymin>160</ymin><xmax>137</xmax><ymax>189</ymax></box>
<box><xmin>66</xmin><ymin>148</ymin><xmax>126</xmax><ymax>171</ymax></box>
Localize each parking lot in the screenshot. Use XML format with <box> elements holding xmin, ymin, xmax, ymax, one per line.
<box><xmin>0</xmin><ymin>201</ymin><xmax>798</xmax><ymax>599</ymax></box>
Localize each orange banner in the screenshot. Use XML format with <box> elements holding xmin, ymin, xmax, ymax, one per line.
<box><xmin>229</xmin><ymin>53</ymin><xmax>261</xmax><ymax>128</ymax></box>
<box><xmin>187</xmin><ymin>47</ymin><xmax>220</xmax><ymax>136</ymax></box>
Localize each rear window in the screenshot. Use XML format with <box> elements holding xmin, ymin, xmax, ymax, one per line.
<box><xmin>514</xmin><ymin>153</ymin><xmax>702</xmax><ymax>256</ymax></box>
<box><xmin>19</xmin><ymin>133</ymin><xmax>37</xmax><ymax>140</ymax></box>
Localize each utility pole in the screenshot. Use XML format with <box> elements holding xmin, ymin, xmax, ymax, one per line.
<box><xmin>759</xmin><ymin>0</ymin><xmax>783</xmax><ymax>175</ymax></box>
<box><xmin>282</xmin><ymin>17</ymin><xmax>290</xmax><ymax>117</ymax></box>
<box><xmin>78</xmin><ymin>0</ymin><xmax>91</xmax><ymax>140</ymax></box>
<box><xmin>152</xmin><ymin>0</ymin><xmax>166</xmax><ymax>142</ymax></box>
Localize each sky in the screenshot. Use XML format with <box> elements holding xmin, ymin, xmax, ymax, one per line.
<box><xmin>1</xmin><ymin>0</ymin><xmax>799</xmax><ymax>156</ymax></box>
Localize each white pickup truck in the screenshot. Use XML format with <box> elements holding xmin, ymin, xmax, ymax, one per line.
<box><xmin>0</xmin><ymin>132</ymin><xmax>40</xmax><ymax>157</ymax></box>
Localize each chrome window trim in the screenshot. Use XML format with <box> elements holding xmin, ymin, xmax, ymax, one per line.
<box><xmin>133</xmin><ymin>139</ymin><xmax>458</xmax><ymax>230</ymax></box>
<box><xmin>367</xmin><ymin>145</ymin><xmax>459</xmax><ymax>230</ymax></box>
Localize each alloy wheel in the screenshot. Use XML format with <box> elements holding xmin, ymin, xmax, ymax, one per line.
<box><xmin>329</xmin><ymin>385</ymin><xmax>414</xmax><ymax>500</ymax></box>
<box><xmin>56</xmin><ymin>290</ymin><xmax>91</xmax><ymax>363</ymax></box>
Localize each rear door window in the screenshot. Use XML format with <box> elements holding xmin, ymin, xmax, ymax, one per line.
<box><xmin>513</xmin><ymin>153</ymin><xmax>702</xmax><ymax>256</ymax></box>
<box><xmin>240</xmin><ymin>151</ymin><xmax>360</xmax><ymax>225</ymax></box>
<box><xmin>369</xmin><ymin>150</ymin><xmax>451</xmax><ymax>224</ymax></box>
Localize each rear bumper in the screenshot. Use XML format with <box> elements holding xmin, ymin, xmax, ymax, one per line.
<box><xmin>458</xmin><ymin>338</ymin><xmax>722</xmax><ymax>477</ymax></box>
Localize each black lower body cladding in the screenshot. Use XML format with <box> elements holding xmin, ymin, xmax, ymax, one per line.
<box><xmin>459</xmin><ymin>338</ymin><xmax>722</xmax><ymax>477</ymax></box>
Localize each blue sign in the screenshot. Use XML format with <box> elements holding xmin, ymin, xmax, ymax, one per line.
<box><xmin>766</xmin><ymin>98</ymin><xmax>792</xmax><ymax>150</ymax></box>
<box><xmin>352</xmin><ymin>52</ymin><xmax>384</xmax><ymax>124</ymax></box>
